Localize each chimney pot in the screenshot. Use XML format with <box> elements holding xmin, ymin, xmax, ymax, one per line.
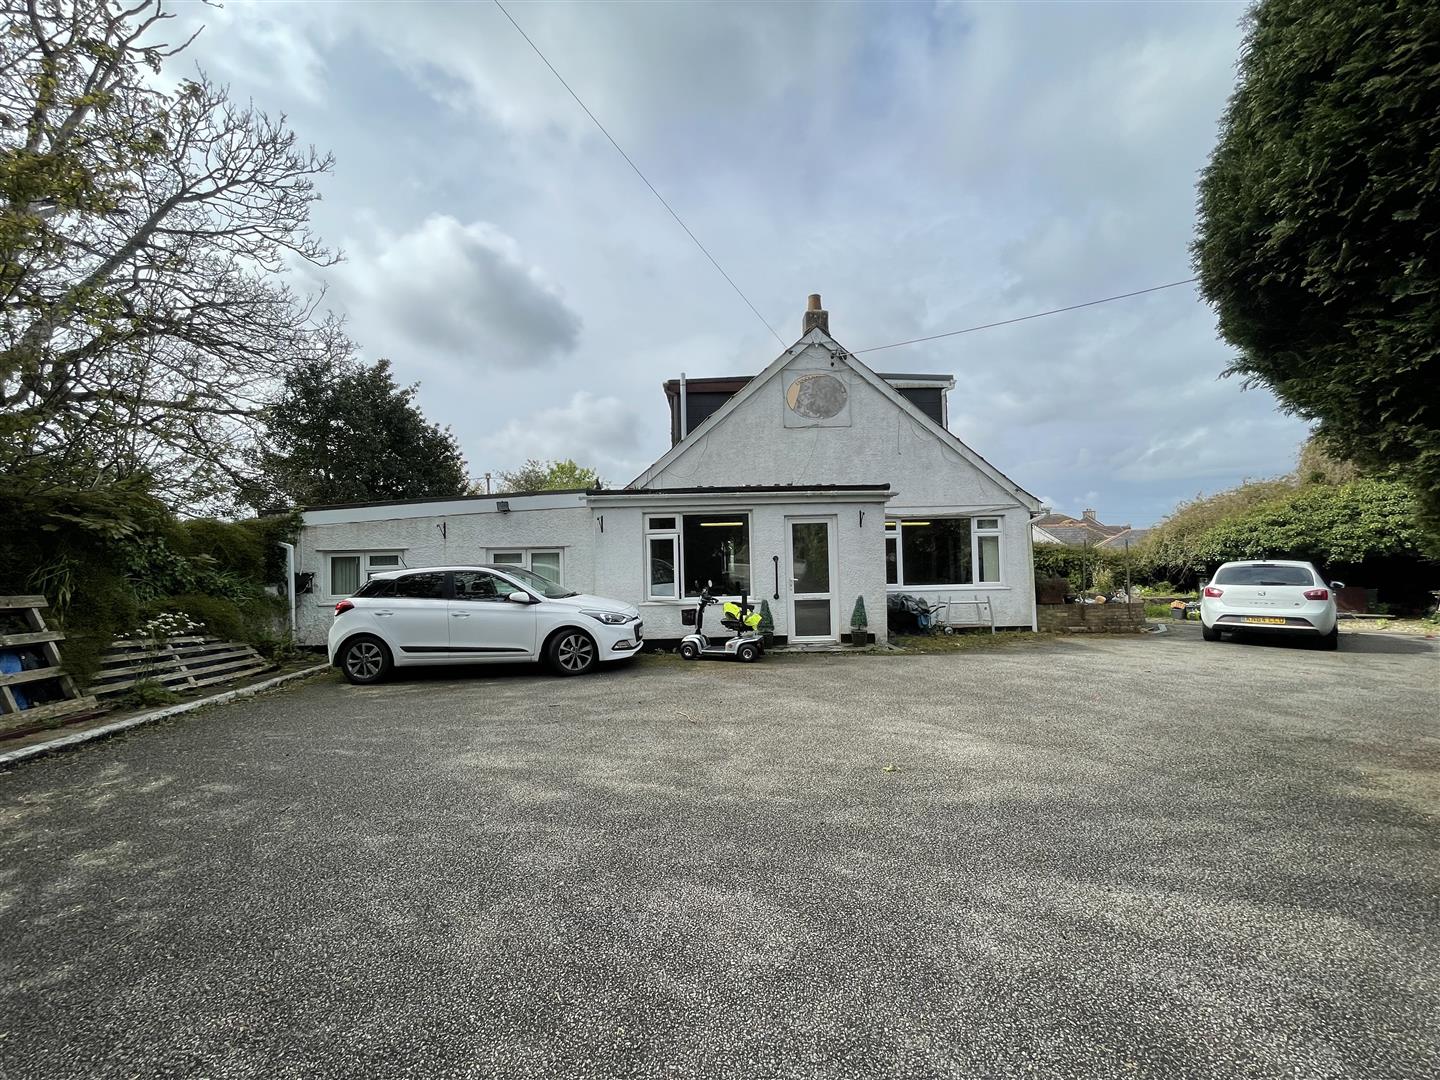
<box><xmin>803</xmin><ymin>294</ymin><xmax>829</xmax><ymax>335</ymax></box>
<box><xmin>1082</xmin><ymin>508</ymin><xmax>1097</xmax><ymax>522</ymax></box>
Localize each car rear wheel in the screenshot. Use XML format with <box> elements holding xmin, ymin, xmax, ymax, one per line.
<box><xmin>1201</xmin><ymin>622</ymin><xmax>1221</xmax><ymax>642</ymax></box>
<box><xmin>340</xmin><ymin>635</ymin><xmax>392</xmax><ymax>685</ymax></box>
<box><xmin>548</xmin><ymin>629</ymin><xmax>597</xmax><ymax>675</ymax></box>
<box><xmin>1318</xmin><ymin>626</ymin><xmax>1339</xmax><ymax>651</ymax></box>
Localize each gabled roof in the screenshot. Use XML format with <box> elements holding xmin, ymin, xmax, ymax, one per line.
<box><xmin>634</xmin><ymin>328</ymin><xmax>1040</xmax><ymax>510</ymax></box>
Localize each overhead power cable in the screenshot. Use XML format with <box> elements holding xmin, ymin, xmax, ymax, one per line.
<box><xmin>853</xmin><ymin>278</ymin><xmax>1199</xmax><ymax>354</ymax></box>
<box><xmin>492</xmin><ymin>0</ymin><xmax>786</xmax><ymax>348</ymax></box>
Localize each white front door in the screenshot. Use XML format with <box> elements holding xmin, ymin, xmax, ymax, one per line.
<box><xmin>788</xmin><ymin>517</ymin><xmax>838</xmax><ymax>643</ymax></box>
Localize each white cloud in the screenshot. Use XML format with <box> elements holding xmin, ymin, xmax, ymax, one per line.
<box><xmin>479</xmin><ymin>391</ymin><xmax>645</xmax><ymax>484</ymax></box>
<box><xmin>328</xmin><ymin>215</ymin><xmax>581</xmax><ymax>371</ymax></box>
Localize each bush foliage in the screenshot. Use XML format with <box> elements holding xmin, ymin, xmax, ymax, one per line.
<box><xmin>1195</xmin><ymin>0</ymin><xmax>1440</xmax><ymax>537</ymax></box>
<box><xmin>0</xmin><ymin>460</ymin><xmax>299</xmax><ymax>680</ymax></box>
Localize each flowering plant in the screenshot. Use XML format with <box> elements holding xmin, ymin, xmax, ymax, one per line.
<box><xmin>119</xmin><ymin>612</ymin><xmax>206</xmax><ymax>642</ymax></box>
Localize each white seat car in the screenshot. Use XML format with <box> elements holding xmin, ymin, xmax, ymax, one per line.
<box><xmin>328</xmin><ymin>565</ymin><xmax>643</xmax><ymax>684</ymax></box>
<box><xmin>1200</xmin><ymin>560</ymin><xmax>1343</xmax><ymax>650</ymax></box>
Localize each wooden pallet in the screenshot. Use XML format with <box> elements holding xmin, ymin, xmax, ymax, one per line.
<box><xmin>88</xmin><ymin>635</ymin><xmax>272</xmax><ymax>698</ymax></box>
<box><xmin>0</xmin><ymin>596</ymin><xmax>99</xmax><ymax>736</ymax></box>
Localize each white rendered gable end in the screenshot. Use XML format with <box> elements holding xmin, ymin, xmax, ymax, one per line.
<box><xmin>632</xmin><ymin>329</ymin><xmax>1040</xmax><ymax>511</ymax></box>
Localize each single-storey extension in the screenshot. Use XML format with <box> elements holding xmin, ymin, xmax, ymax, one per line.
<box><xmin>292</xmin><ymin>296</ymin><xmax>1043</xmax><ymax>648</ymax></box>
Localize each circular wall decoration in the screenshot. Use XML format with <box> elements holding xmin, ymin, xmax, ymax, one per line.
<box><xmin>786</xmin><ymin>373</ymin><xmax>848</xmax><ymax>419</ymax></box>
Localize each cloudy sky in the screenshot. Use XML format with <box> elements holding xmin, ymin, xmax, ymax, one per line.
<box><xmin>172</xmin><ymin>0</ymin><xmax>1307</xmax><ymax>526</ymax></box>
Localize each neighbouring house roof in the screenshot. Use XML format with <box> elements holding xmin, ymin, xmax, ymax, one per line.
<box><xmin>1098</xmin><ymin>527</ymin><xmax>1152</xmax><ymax>550</ymax></box>
<box><xmin>1031</xmin><ymin>511</ymin><xmax>1131</xmax><ymax>546</ymax></box>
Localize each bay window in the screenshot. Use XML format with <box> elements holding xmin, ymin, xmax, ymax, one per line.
<box><xmin>645</xmin><ymin>513</ymin><xmax>751</xmax><ymax>599</ymax></box>
<box><xmin>886</xmin><ymin>517</ymin><xmax>1004</xmax><ymax>587</ymax></box>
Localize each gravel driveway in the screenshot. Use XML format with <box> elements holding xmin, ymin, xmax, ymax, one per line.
<box><xmin>1</xmin><ymin>630</ymin><xmax>1437</xmax><ymax>1079</ymax></box>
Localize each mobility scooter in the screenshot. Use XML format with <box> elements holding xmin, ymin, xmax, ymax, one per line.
<box><xmin>679</xmin><ymin>585</ymin><xmax>764</xmax><ymax>663</ymax></box>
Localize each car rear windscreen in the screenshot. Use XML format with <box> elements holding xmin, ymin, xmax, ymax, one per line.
<box><xmin>1213</xmin><ymin>564</ymin><xmax>1316</xmax><ymax>586</ymax></box>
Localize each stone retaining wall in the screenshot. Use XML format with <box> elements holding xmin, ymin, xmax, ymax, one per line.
<box><xmin>1037</xmin><ymin>603</ymin><xmax>1146</xmax><ymax>633</ymax></box>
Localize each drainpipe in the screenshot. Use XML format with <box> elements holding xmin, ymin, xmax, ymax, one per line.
<box><xmin>679</xmin><ymin>372</ymin><xmax>688</xmax><ymax>439</ymax></box>
<box><xmin>279</xmin><ymin>542</ymin><xmax>297</xmax><ymax>634</ymax></box>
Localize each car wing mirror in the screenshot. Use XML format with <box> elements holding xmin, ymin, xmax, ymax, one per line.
<box><xmin>507</xmin><ymin>591</ymin><xmax>534</xmax><ymax>604</ymax></box>
<box><xmin>1330</xmin><ymin>581</ymin><xmax>1345</xmax><ymax>591</ymax></box>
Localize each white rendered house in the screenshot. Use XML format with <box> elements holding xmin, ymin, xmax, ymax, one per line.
<box><xmin>291</xmin><ymin>297</ymin><xmax>1042</xmax><ymax>648</ymax></box>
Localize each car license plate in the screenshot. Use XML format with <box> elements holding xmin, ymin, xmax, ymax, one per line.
<box><xmin>1243</xmin><ymin>616</ymin><xmax>1287</xmax><ymax>625</ymax></box>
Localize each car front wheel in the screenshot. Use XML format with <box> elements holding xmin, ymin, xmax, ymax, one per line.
<box><xmin>340</xmin><ymin>635</ymin><xmax>392</xmax><ymax>685</ymax></box>
<box><xmin>548</xmin><ymin>629</ymin><xmax>597</xmax><ymax>676</ymax></box>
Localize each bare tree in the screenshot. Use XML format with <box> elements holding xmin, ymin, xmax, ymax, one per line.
<box><xmin>0</xmin><ymin>0</ymin><xmax>342</xmax><ymax>509</ymax></box>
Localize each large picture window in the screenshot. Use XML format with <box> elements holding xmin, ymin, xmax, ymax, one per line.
<box><xmin>900</xmin><ymin>519</ymin><xmax>971</xmax><ymax>586</ymax></box>
<box><xmin>645</xmin><ymin>513</ymin><xmax>751</xmax><ymax>599</ymax></box>
<box><xmin>887</xmin><ymin>517</ymin><xmax>1003</xmax><ymax>587</ymax></box>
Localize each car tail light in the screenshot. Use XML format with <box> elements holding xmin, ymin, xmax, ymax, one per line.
<box><xmin>1303</xmin><ymin>588</ymin><xmax>1329</xmax><ymax>601</ymax></box>
<box><xmin>334</xmin><ymin>600</ymin><xmax>354</xmax><ymax>616</ymax></box>
<box><xmin>1203</xmin><ymin>586</ymin><xmax>1224</xmax><ymax>598</ymax></box>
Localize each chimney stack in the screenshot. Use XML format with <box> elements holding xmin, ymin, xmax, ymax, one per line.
<box><xmin>1082</xmin><ymin>508</ymin><xmax>1097</xmax><ymax>522</ymax></box>
<box><xmin>803</xmin><ymin>293</ymin><xmax>829</xmax><ymax>335</ymax></box>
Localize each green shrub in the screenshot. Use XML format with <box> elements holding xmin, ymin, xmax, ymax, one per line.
<box><xmin>118</xmin><ymin>680</ymin><xmax>181</xmax><ymax>709</ymax></box>
<box><xmin>143</xmin><ymin>593</ymin><xmax>284</xmax><ymax>645</ymax></box>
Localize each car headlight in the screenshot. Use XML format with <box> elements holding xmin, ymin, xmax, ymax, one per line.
<box><xmin>581</xmin><ymin>610</ymin><xmax>632</xmax><ymax>625</ymax></box>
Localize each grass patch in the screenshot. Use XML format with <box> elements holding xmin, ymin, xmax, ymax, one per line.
<box><xmin>889</xmin><ymin>630</ymin><xmax>1042</xmax><ymax>653</ymax></box>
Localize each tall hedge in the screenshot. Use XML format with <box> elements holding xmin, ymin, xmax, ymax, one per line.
<box><xmin>1195</xmin><ymin>0</ymin><xmax>1440</xmax><ymax>537</ymax></box>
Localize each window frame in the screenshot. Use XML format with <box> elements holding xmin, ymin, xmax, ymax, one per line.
<box><xmin>644</xmin><ymin>515</ymin><xmax>681</xmax><ymax>601</ymax></box>
<box><xmin>644</xmin><ymin>512</ymin><xmax>754</xmax><ymax>601</ymax></box>
<box><xmin>884</xmin><ymin>517</ymin><xmax>1004</xmax><ymax>589</ymax></box>
<box><xmin>487</xmin><ymin>548</ymin><xmax>564</xmax><ymax>583</ymax></box>
<box><xmin>326</xmin><ymin>550</ymin><xmax>406</xmax><ymax>595</ymax></box>
<box><xmin>972</xmin><ymin>517</ymin><xmax>1003</xmax><ymax>586</ymax></box>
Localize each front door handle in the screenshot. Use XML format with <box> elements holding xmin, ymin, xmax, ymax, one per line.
<box><xmin>451</xmin><ymin>612</ymin><xmax>471</xmax><ymax>618</ymax></box>
<box><xmin>375</xmin><ymin>610</ymin><xmax>394</xmax><ymax>617</ymax></box>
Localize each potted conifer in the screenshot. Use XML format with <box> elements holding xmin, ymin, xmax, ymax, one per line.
<box><xmin>850</xmin><ymin>596</ymin><xmax>869</xmax><ymax>645</ymax></box>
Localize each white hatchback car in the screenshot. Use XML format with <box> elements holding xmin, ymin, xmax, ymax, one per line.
<box><xmin>1200</xmin><ymin>560</ymin><xmax>1343</xmax><ymax>650</ymax></box>
<box><xmin>327</xmin><ymin>565</ymin><xmax>643</xmax><ymax>684</ymax></box>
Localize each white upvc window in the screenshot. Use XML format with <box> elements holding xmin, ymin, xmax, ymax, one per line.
<box><xmin>644</xmin><ymin>516</ymin><xmax>679</xmax><ymax>599</ymax></box>
<box><xmin>643</xmin><ymin>513</ymin><xmax>752</xmax><ymax>600</ymax></box>
<box><xmin>327</xmin><ymin>551</ymin><xmax>405</xmax><ymax>595</ymax></box>
<box><xmin>885</xmin><ymin>517</ymin><xmax>1003</xmax><ymax>588</ymax></box>
<box><xmin>489</xmin><ymin>548</ymin><xmax>564</xmax><ymax>583</ymax></box>
<box><xmin>973</xmin><ymin>517</ymin><xmax>1002</xmax><ymax>585</ymax></box>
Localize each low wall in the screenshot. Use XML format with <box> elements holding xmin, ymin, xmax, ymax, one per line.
<box><xmin>1037</xmin><ymin>603</ymin><xmax>1145</xmax><ymax>633</ymax></box>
